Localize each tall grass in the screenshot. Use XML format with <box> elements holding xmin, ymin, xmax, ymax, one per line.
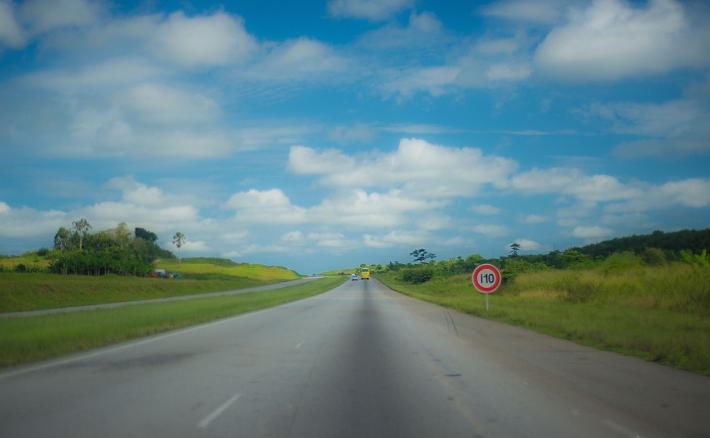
<box><xmin>377</xmin><ymin>262</ymin><xmax>710</xmax><ymax>376</ymax></box>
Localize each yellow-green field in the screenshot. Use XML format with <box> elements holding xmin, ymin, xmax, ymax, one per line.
<box><xmin>0</xmin><ymin>257</ymin><xmax>302</xmax><ymax>312</ymax></box>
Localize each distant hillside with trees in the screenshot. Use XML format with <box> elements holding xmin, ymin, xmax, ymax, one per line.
<box><xmin>573</xmin><ymin>229</ymin><xmax>710</xmax><ymax>259</ymax></box>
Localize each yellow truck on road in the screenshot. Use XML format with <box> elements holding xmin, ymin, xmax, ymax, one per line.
<box><xmin>360</xmin><ymin>267</ymin><xmax>370</xmax><ymax>280</ymax></box>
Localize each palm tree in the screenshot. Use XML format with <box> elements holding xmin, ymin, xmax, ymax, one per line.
<box><xmin>72</xmin><ymin>219</ymin><xmax>92</xmax><ymax>250</ymax></box>
<box><xmin>173</xmin><ymin>232</ymin><xmax>185</xmax><ymax>264</ymax></box>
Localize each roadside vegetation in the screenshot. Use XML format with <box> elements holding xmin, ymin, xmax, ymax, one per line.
<box><xmin>0</xmin><ymin>275</ymin><xmax>346</xmax><ymax>368</ymax></box>
<box><xmin>373</xmin><ymin>228</ymin><xmax>710</xmax><ymax>376</ymax></box>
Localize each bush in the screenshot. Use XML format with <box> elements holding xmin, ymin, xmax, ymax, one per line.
<box><xmin>641</xmin><ymin>247</ymin><xmax>666</xmax><ymax>266</ymax></box>
<box><xmin>398</xmin><ymin>267</ymin><xmax>434</xmax><ymax>284</ymax></box>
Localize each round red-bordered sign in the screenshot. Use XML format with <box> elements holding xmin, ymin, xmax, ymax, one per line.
<box><xmin>472</xmin><ymin>264</ymin><xmax>501</xmax><ymax>293</ymax></box>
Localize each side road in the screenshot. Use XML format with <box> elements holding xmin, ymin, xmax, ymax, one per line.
<box><xmin>0</xmin><ymin>277</ymin><xmax>324</xmax><ymax>319</ymax></box>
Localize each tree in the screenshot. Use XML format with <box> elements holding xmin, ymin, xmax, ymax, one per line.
<box><xmin>410</xmin><ymin>248</ymin><xmax>436</xmax><ymax>264</ymax></box>
<box><xmin>135</xmin><ymin>227</ymin><xmax>158</xmax><ymax>242</ymax></box>
<box><xmin>114</xmin><ymin>222</ymin><xmax>133</xmax><ymax>248</ymax></box>
<box><xmin>54</xmin><ymin>227</ymin><xmax>72</xmax><ymax>254</ymax></box>
<box><xmin>173</xmin><ymin>232</ymin><xmax>185</xmax><ymax>264</ymax></box>
<box><xmin>72</xmin><ymin>219</ymin><xmax>92</xmax><ymax>250</ymax></box>
<box><xmin>509</xmin><ymin>242</ymin><xmax>521</xmax><ymax>257</ymax></box>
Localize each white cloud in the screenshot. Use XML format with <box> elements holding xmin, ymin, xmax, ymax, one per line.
<box><xmin>0</xmin><ymin>1</ymin><xmax>25</xmax><ymax>49</ymax></box>
<box><xmin>535</xmin><ymin>0</ymin><xmax>710</xmax><ymax>82</ymax></box>
<box><xmin>116</xmin><ymin>83</ymin><xmax>221</xmax><ymax>126</ymax></box>
<box><xmin>512</xmin><ymin>168</ymin><xmax>642</xmax><ymax>203</ymax></box>
<box><xmin>328</xmin><ymin>0</ymin><xmax>414</xmax><ymax>21</ymax></box>
<box><xmin>572</xmin><ymin>226</ymin><xmax>613</xmax><ymax>239</ymax></box>
<box><xmin>381</xmin><ymin>66</ymin><xmax>461</xmax><ymax>98</ymax></box>
<box><xmin>149</xmin><ymin>11</ymin><xmax>257</xmax><ymax>68</ymax></box>
<box><xmin>605</xmin><ymin>178</ymin><xmax>710</xmax><ymax>213</ymax></box>
<box><xmin>364</xmin><ymin>230</ymin><xmax>431</xmax><ymax>247</ymax></box>
<box><xmin>474</xmin><ymin>224</ymin><xmax>509</xmax><ymax>237</ymax></box>
<box><xmin>26</xmin><ymin>58</ymin><xmax>163</xmax><ymax>91</ymax></box>
<box><xmin>523</xmin><ymin>214</ymin><xmax>549</xmax><ymax>224</ymax></box>
<box><xmin>309</xmin><ymin>189</ymin><xmax>445</xmax><ymax>228</ymax></box>
<box><xmin>20</xmin><ymin>0</ymin><xmax>102</xmax><ymax>36</ymax></box>
<box><xmin>480</xmin><ymin>0</ymin><xmax>568</xmax><ymax>24</ymax></box>
<box><xmin>472</xmin><ymin>204</ymin><xmax>501</xmax><ymax>215</ymax></box>
<box><xmin>225</xmin><ymin>189</ymin><xmax>307</xmax><ymax>224</ymax></box>
<box><xmin>356</xmin><ymin>11</ymin><xmax>449</xmax><ymax>51</ymax></box>
<box><xmin>289</xmin><ymin>138</ymin><xmax>517</xmax><ymax>198</ymax></box>
<box><xmin>511</xmin><ymin>238</ymin><xmax>541</xmax><ymax>251</ymax></box>
<box><xmin>280</xmin><ymin>230</ymin><xmax>305</xmax><ymax>243</ymax></box>
<box><xmin>244</xmin><ymin>37</ymin><xmax>350</xmax><ymax>81</ymax></box>
<box><xmin>329</xmin><ymin>123</ymin><xmax>378</xmax><ymax>145</ymax></box>
<box><xmin>0</xmin><ymin>204</ymin><xmax>66</xmax><ymax>237</ymax></box>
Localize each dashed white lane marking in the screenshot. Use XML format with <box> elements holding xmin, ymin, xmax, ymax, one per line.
<box><xmin>296</xmin><ymin>340</ymin><xmax>305</xmax><ymax>349</ymax></box>
<box><xmin>198</xmin><ymin>393</ymin><xmax>241</xmax><ymax>428</ymax></box>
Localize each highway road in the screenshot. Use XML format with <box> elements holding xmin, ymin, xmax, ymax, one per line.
<box><xmin>1</xmin><ymin>277</ymin><xmax>709</xmax><ymax>437</ymax></box>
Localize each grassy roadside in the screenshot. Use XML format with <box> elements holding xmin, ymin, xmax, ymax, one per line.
<box><xmin>0</xmin><ymin>273</ymin><xmax>300</xmax><ymax>312</ymax></box>
<box><xmin>376</xmin><ymin>266</ymin><xmax>710</xmax><ymax>376</ymax></box>
<box><xmin>0</xmin><ymin>275</ymin><xmax>347</xmax><ymax>368</ymax></box>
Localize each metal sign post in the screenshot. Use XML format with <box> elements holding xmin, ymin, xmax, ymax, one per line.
<box><xmin>472</xmin><ymin>264</ymin><xmax>501</xmax><ymax>311</ymax></box>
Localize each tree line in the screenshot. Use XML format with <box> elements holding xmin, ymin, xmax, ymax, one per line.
<box><xmin>45</xmin><ymin>220</ymin><xmax>176</xmax><ymax>276</ymax></box>
<box><xmin>373</xmin><ymin>228</ymin><xmax>710</xmax><ymax>284</ymax></box>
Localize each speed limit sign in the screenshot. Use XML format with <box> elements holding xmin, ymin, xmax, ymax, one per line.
<box><xmin>472</xmin><ymin>264</ymin><xmax>501</xmax><ymax>293</ymax></box>
<box><xmin>472</xmin><ymin>264</ymin><xmax>500</xmax><ymax>311</ymax></box>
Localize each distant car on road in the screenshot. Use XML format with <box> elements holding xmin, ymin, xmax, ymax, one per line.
<box><xmin>351</xmin><ymin>274</ymin><xmax>358</xmax><ymax>281</ymax></box>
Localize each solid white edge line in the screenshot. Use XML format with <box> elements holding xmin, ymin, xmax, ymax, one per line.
<box><xmin>198</xmin><ymin>393</ymin><xmax>241</xmax><ymax>428</ymax></box>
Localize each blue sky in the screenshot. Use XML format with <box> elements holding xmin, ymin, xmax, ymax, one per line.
<box><xmin>1</xmin><ymin>0</ymin><xmax>709</xmax><ymax>274</ymax></box>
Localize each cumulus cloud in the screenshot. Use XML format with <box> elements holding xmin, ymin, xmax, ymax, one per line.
<box><xmin>309</xmin><ymin>189</ymin><xmax>446</xmax><ymax>228</ymax></box>
<box><xmin>149</xmin><ymin>11</ymin><xmax>257</xmax><ymax>68</ymax></box>
<box><xmin>116</xmin><ymin>83</ymin><xmax>221</xmax><ymax>126</ymax></box>
<box><xmin>605</xmin><ymin>178</ymin><xmax>710</xmax><ymax>213</ymax></box>
<box><xmin>535</xmin><ymin>0</ymin><xmax>710</xmax><ymax>82</ymax></box>
<box><xmin>244</xmin><ymin>37</ymin><xmax>350</xmax><ymax>81</ymax></box>
<box><xmin>328</xmin><ymin>0</ymin><xmax>414</xmax><ymax>21</ymax></box>
<box><xmin>511</xmin><ymin>238</ymin><xmax>541</xmax><ymax>251</ymax></box>
<box><xmin>289</xmin><ymin>138</ymin><xmax>517</xmax><ymax>198</ymax></box>
<box><xmin>225</xmin><ymin>189</ymin><xmax>307</xmax><ymax>224</ymax></box>
<box><xmin>512</xmin><ymin>167</ymin><xmax>643</xmax><ymax>203</ymax></box>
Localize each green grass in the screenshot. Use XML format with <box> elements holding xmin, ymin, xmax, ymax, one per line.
<box><xmin>0</xmin><ymin>273</ymin><xmax>297</xmax><ymax>312</ymax></box>
<box><xmin>0</xmin><ymin>275</ymin><xmax>347</xmax><ymax>368</ymax></box>
<box><xmin>157</xmin><ymin>259</ymin><xmax>301</xmax><ymax>281</ymax></box>
<box><xmin>0</xmin><ymin>257</ymin><xmax>303</xmax><ymax>312</ymax></box>
<box><xmin>377</xmin><ymin>263</ymin><xmax>710</xmax><ymax>376</ymax></box>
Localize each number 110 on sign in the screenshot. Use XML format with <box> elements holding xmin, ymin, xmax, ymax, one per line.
<box><xmin>472</xmin><ymin>264</ymin><xmax>501</xmax><ymax>294</ymax></box>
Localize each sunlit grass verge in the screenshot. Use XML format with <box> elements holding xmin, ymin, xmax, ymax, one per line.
<box><xmin>377</xmin><ymin>265</ymin><xmax>710</xmax><ymax>376</ymax></box>
<box><xmin>0</xmin><ymin>276</ymin><xmax>346</xmax><ymax>368</ymax></box>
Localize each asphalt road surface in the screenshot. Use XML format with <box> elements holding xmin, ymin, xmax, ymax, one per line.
<box><xmin>1</xmin><ymin>278</ymin><xmax>709</xmax><ymax>437</ymax></box>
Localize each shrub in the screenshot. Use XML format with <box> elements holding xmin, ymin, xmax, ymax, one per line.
<box><xmin>398</xmin><ymin>267</ymin><xmax>434</xmax><ymax>284</ymax></box>
<box><xmin>641</xmin><ymin>247</ymin><xmax>666</xmax><ymax>266</ymax></box>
